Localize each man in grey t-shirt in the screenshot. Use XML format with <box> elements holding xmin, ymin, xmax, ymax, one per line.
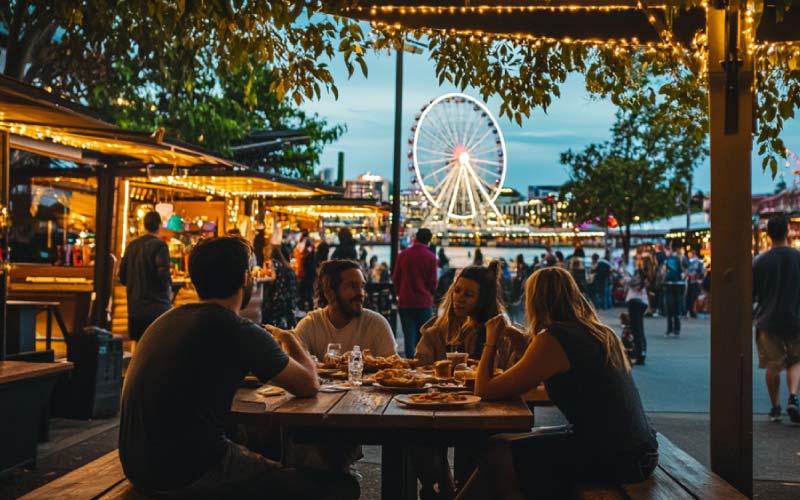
<box><xmin>269</xmin><ymin>259</ymin><xmax>396</xmax><ymax>359</ymax></box>
<box><xmin>753</xmin><ymin>215</ymin><xmax>800</xmax><ymax>423</ymax></box>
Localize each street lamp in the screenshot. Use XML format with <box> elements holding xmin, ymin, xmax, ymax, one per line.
<box><xmin>391</xmin><ymin>39</ymin><xmax>425</xmax><ymax>271</ymax></box>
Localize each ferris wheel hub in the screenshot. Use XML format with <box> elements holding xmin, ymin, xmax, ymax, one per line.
<box><xmin>458</xmin><ymin>151</ymin><xmax>470</xmax><ymax>164</ymax></box>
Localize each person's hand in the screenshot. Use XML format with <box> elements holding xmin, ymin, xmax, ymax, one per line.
<box><xmin>504</xmin><ymin>324</ymin><xmax>530</xmax><ymax>352</ymax></box>
<box><xmin>485</xmin><ymin>313</ymin><xmax>509</xmax><ymax>345</ymax></box>
<box><xmin>263</xmin><ymin>324</ymin><xmax>295</xmax><ymax>349</ymax></box>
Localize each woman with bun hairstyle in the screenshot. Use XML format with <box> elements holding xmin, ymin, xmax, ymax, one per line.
<box><xmin>416</xmin><ymin>260</ymin><xmax>529</xmax><ymax>368</ymax></box>
<box><xmin>455</xmin><ymin>267</ymin><xmax>657</xmax><ymax>499</ymax></box>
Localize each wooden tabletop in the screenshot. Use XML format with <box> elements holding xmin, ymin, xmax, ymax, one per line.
<box><xmin>233</xmin><ymin>385</ymin><xmax>534</xmax><ymax>432</ymax></box>
<box><xmin>0</xmin><ymin>360</ymin><xmax>73</xmax><ymax>384</ymax></box>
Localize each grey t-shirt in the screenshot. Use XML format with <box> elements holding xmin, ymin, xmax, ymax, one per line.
<box><xmin>294</xmin><ymin>308</ymin><xmax>397</xmax><ymax>359</ymax></box>
<box><xmin>119</xmin><ymin>304</ymin><xmax>289</xmax><ymax>493</ymax></box>
<box><xmin>753</xmin><ymin>246</ymin><xmax>800</xmax><ymax>338</ymax></box>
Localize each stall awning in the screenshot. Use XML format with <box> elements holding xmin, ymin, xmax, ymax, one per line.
<box><xmin>265</xmin><ymin>198</ymin><xmax>390</xmax><ymax>219</ymax></box>
<box><xmin>0</xmin><ymin>75</ymin><xmax>236</xmax><ymax>168</ymax></box>
<box><xmin>130</xmin><ymin>173</ymin><xmax>340</xmax><ymax>198</ymax></box>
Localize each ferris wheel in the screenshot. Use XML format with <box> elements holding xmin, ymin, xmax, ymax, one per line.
<box><xmin>409</xmin><ymin>93</ymin><xmax>506</xmax><ymax>227</ymax></box>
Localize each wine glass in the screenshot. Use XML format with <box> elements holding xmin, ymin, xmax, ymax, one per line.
<box><xmin>325</xmin><ymin>343</ymin><xmax>342</xmax><ymax>366</ymax></box>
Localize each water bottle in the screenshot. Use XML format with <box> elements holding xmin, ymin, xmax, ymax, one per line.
<box><xmin>349</xmin><ymin>345</ymin><xmax>363</xmax><ymax>386</ymax></box>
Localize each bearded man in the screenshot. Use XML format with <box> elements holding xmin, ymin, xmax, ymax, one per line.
<box><xmin>285</xmin><ymin>259</ymin><xmax>396</xmax><ymax>359</ymax></box>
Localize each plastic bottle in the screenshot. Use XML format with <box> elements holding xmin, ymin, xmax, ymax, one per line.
<box><xmin>349</xmin><ymin>345</ymin><xmax>363</xmax><ymax>386</ymax></box>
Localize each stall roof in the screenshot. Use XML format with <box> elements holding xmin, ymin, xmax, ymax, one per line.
<box><xmin>130</xmin><ymin>173</ymin><xmax>340</xmax><ymax>198</ymax></box>
<box><xmin>0</xmin><ymin>75</ymin><xmax>340</xmax><ymax>196</ymax></box>
<box><xmin>264</xmin><ymin>198</ymin><xmax>390</xmax><ymax>219</ymax></box>
<box><xmin>0</xmin><ymin>75</ymin><xmax>237</xmax><ymax>168</ymax></box>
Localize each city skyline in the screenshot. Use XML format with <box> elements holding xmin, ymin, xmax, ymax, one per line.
<box><xmin>302</xmin><ymin>38</ymin><xmax>800</xmax><ymax>197</ymax></box>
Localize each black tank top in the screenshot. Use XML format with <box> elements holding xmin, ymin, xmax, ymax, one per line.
<box><xmin>544</xmin><ymin>323</ymin><xmax>657</xmax><ymax>457</ymax></box>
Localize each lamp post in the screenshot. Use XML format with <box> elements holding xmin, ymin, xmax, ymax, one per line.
<box><xmin>390</xmin><ymin>39</ymin><xmax>424</xmax><ymax>271</ymax></box>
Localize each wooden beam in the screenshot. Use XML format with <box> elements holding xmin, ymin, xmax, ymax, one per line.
<box><xmin>0</xmin><ymin>130</ymin><xmax>9</xmax><ymax>361</ymax></box>
<box><xmin>91</xmin><ymin>165</ymin><xmax>116</xmax><ymax>329</ymax></box>
<box><xmin>707</xmin><ymin>2</ymin><xmax>753</xmax><ymax>496</ymax></box>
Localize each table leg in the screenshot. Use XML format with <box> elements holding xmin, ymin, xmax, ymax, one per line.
<box><xmin>381</xmin><ymin>445</ymin><xmax>417</xmax><ymax>500</ymax></box>
<box><xmin>45</xmin><ymin>308</ymin><xmax>53</xmax><ymax>351</ymax></box>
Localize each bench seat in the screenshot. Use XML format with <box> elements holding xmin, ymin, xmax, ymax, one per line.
<box><xmin>20</xmin><ymin>433</ymin><xmax>747</xmax><ymax>500</ymax></box>
<box><xmin>576</xmin><ymin>433</ymin><xmax>748</xmax><ymax>499</ymax></box>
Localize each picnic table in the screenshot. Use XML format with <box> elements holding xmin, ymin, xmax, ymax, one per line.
<box><xmin>231</xmin><ymin>385</ymin><xmax>534</xmax><ymax>500</ymax></box>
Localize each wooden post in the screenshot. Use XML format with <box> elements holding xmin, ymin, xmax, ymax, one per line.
<box><xmin>0</xmin><ymin>130</ymin><xmax>9</xmax><ymax>361</ymax></box>
<box><xmin>91</xmin><ymin>165</ymin><xmax>116</xmax><ymax>329</ymax></box>
<box><xmin>707</xmin><ymin>2</ymin><xmax>753</xmax><ymax>496</ymax></box>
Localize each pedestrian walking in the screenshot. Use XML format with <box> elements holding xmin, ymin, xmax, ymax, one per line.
<box><xmin>332</xmin><ymin>228</ymin><xmax>358</xmax><ymax>260</ymax></box>
<box><xmin>393</xmin><ymin>228</ymin><xmax>438</xmax><ymax>358</ymax></box>
<box><xmin>685</xmin><ymin>250</ymin><xmax>705</xmax><ymax>318</ymax></box>
<box><xmin>119</xmin><ymin>211</ymin><xmax>172</xmax><ymax>347</ymax></box>
<box><xmin>662</xmin><ymin>242</ymin><xmax>687</xmax><ymax>337</ymax></box>
<box><xmin>568</xmin><ymin>247</ymin><xmax>588</xmax><ymax>294</ymax></box>
<box><xmin>753</xmin><ymin>214</ymin><xmax>800</xmax><ymax>423</ymax></box>
<box><xmin>473</xmin><ymin>248</ymin><xmax>484</xmax><ymax>266</ymax></box>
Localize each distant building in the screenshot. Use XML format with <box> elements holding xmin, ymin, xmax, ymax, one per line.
<box><xmin>495</xmin><ymin>187</ymin><xmax>528</xmax><ymax>225</ymax></box>
<box><xmin>527</xmin><ymin>185</ymin><xmax>569</xmax><ymax>228</ymax></box>
<box><xmin>344</xmin><ymin>172</ymin><xmax>389</xmax><ymax>201</ymax></box>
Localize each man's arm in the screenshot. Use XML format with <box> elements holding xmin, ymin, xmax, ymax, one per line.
<box><xmin>265</xmin><ymin>326</ymin><xmax>320</xmax><ymax>397</ymax></box>
<box><xmin>118</xmin><ymin>252</ymin><xmax>128</xmax><ymax>286</ymax></box>
<box><xmin>154</xmin><ymin>241</ymin><xmax>172</xmax><ymax>287</ymax></box>
<box><xmin>426</xmin><ymin>257</ymin><xmax>438</xmax><ymax>295</ymax></box>
<box><xmin>392</xmin><ymin>253</ymin><xmax>403</xmax><ymax>296</ymax></box>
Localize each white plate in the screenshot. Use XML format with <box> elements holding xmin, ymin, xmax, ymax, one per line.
<box><xmin>256</xmin><ymin>385</ymin><xmax>286</xmax><ymax>397</ymax></box>
<box><xmin>374</xmin><ymin>383</ymin><xmax>430</xmax><ymax>394</ymax></box>
<box><xmin>395</xmin><ymin>394</ymin><xmax>481</xmax><ymax>409</ymax></box>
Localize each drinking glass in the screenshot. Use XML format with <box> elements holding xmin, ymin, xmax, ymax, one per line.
<box><xmin>325</xmin><ymin>343</ymin><xmax>342</xmax><ymax>366</ymax></box>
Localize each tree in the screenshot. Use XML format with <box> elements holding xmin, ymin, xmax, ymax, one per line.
<box><xmin>561</xmin><ymin>88</ymin><xmax>707</xmax><ymax>263</ymax></box>
<box><xmin>0</xmin><ymin>0</ymin><xmax>362</xmax><ymax>174</ymax></box>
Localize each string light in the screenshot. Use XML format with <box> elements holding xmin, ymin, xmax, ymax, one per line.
<box><xmin>353</xmin><ymin>4</ymin><xmax>671</xmax><ymax>16</ymax></box>
<box><xmin>144</xmin><ymin>175</ymin><xmax>319</xmax><ymax>198</ymax></box>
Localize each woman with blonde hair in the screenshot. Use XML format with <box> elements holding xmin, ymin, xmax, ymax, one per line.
<box><xmin>416</xmin><ymin>261</ymin><xmax>528</xmax><ymax>368</ymax></box>
<box><xmin>456</xmin><ymin>267</ymin><xmax>657</xmax><ymax>500</ymax></box>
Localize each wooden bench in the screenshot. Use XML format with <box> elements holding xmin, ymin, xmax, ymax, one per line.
<box><xmin>21</xmin><ymin>432</ymin><xmax>747</xmax><ymax>500</ymax></box>
<box><xmin>0</xmin><ymin>360</ymin><xmax>73</xmax><ymax>475</ymax></box>
<box><xmin>576</xmin><ymin>433</ymin><xmax>748</xmax><ymax>499</ymax></box>
<box><xmin>18</xmin><ymin>450</ymin><xmax>147</xmax><ymax>500</ymax></box>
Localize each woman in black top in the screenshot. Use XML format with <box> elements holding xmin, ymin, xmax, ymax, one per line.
<box><xmin>458</xmin><ymin>267</ymin><xmax>658</xmax><ymax>500</ymax></box>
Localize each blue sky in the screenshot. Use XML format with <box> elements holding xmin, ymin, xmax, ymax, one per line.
<box><xmin>302</xmin><ymin>44</ymin><xmax>800</xmax><ymax>196</ymax></box>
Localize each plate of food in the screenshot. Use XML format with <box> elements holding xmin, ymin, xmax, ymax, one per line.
<box><xmin>395</xmin><ymin>393</ymin><xmax>481</xmax><ymax>409</ymax></box>
<box><xmin>317</xmin><ymin>367</ymin><xmax>341</xmax><ymax>376</ymax></box>
<box><xmin>256</xmin><ymin>385</ymin><xmax>286</xmax><ymax>397</ymax></box>
<box><xmin>429</xmin><ymin>382</ymin><xmax>468</xmax><ymax>392</ymax></box>
<box><xmin>373</xmin><ymin>368</ymin><xmax>429</xmax><ymax>392</ymax></box>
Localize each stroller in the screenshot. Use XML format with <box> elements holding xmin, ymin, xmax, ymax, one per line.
<box><xmin>619</xmin><ymin>313</ymin><xmax>635</xmax><ymax>361</ymax></box>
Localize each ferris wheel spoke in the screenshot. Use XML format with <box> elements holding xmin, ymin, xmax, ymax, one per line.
<box><xmin>416</xmin><ymin>145</ymin><xmax>454</xmax><ymax>158</ymax></box>
<box><xmin>464</xmin><ymin>109</ymin><xmax>487</xmax><ymax>153</ymax></box>
<box><xmin>418</xmin><ymin>124</ymin><xmax>457</xmax><ymax>154</ymax></box>
<box><xmin>432</xmin><ymin>104</ymin><xmax>462</xmax><ymax>150</ymax></box>
<box><xmin>472</xmin><ymin>164</ymin><xmax>502</xmax><ymax>179</ymax></box>
<box><xmin>432</xmin><ymin>167</ymin><xmax>460</xmax><ymax>209</ymax></box>
<box><xmin>465</xmin><ymin>164</ymin><xmax>504</xmax><ymax>216</ymax></box>
<box><xmin>463</xmin><ymin>169</ymin><xmax>479</xmax><ymax>217</ymax></box>
<box><xmin>471</xmin><ymin>157</ymin><xmax>504</xmax><ymax>166</ymax></box>
<box><xmin>461</xmin><ymin>105</ymin><xmax>483</xmax><ymax>148</ymax></box>
<box><xmin>447</xmin><ymin>167</ymin><xmax>465</xmax><ymax>216</ymax></box>
<box><xmin>467</xmin><ymin>164</ymin><xmax>501</xmax><ymax>194</ymax></box>
<box><xmin>421</xmin><ymin>107</ymin><xmax>456</xmax><ymax>150</ymax></box>
<box><xmin>426</xmin><ymin>161</ymin><xmax>458</xmax><ymax>180</ymax></box>
<box><xmin>468</xmin><ymin>144</ymin><xmax>503</xmax><ymax>158</ymax></box>
<box><xmin>466</xmin><ymin>127</ymin><xmax>495</xmax><ymax>153</ymax></box>
<box><xmin>416</xmin><ymin>158</ymin><xmax>452</xmax><ymax>166</ymax></box>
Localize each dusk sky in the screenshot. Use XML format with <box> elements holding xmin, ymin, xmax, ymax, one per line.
<box><xmin>302</xmin><ymin>37</ymin><xmax>800</xmax><ymax>197</ymax></box>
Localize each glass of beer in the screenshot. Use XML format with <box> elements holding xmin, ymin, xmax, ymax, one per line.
<box><xmin>433</xmin><ymin>360</ymin><xmax>453</xmax><ymax>379</ymax></box>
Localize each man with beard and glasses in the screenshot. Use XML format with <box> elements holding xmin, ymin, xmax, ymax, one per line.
<box><xmin>119</xmin><ymin>236</ymin><xmax>358</xmax><ymax>500</ymax></box>
<box><xmin>280</xmin><ymin>259</ymin><xmax>396</xmax><ymax>360</ymax></box>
